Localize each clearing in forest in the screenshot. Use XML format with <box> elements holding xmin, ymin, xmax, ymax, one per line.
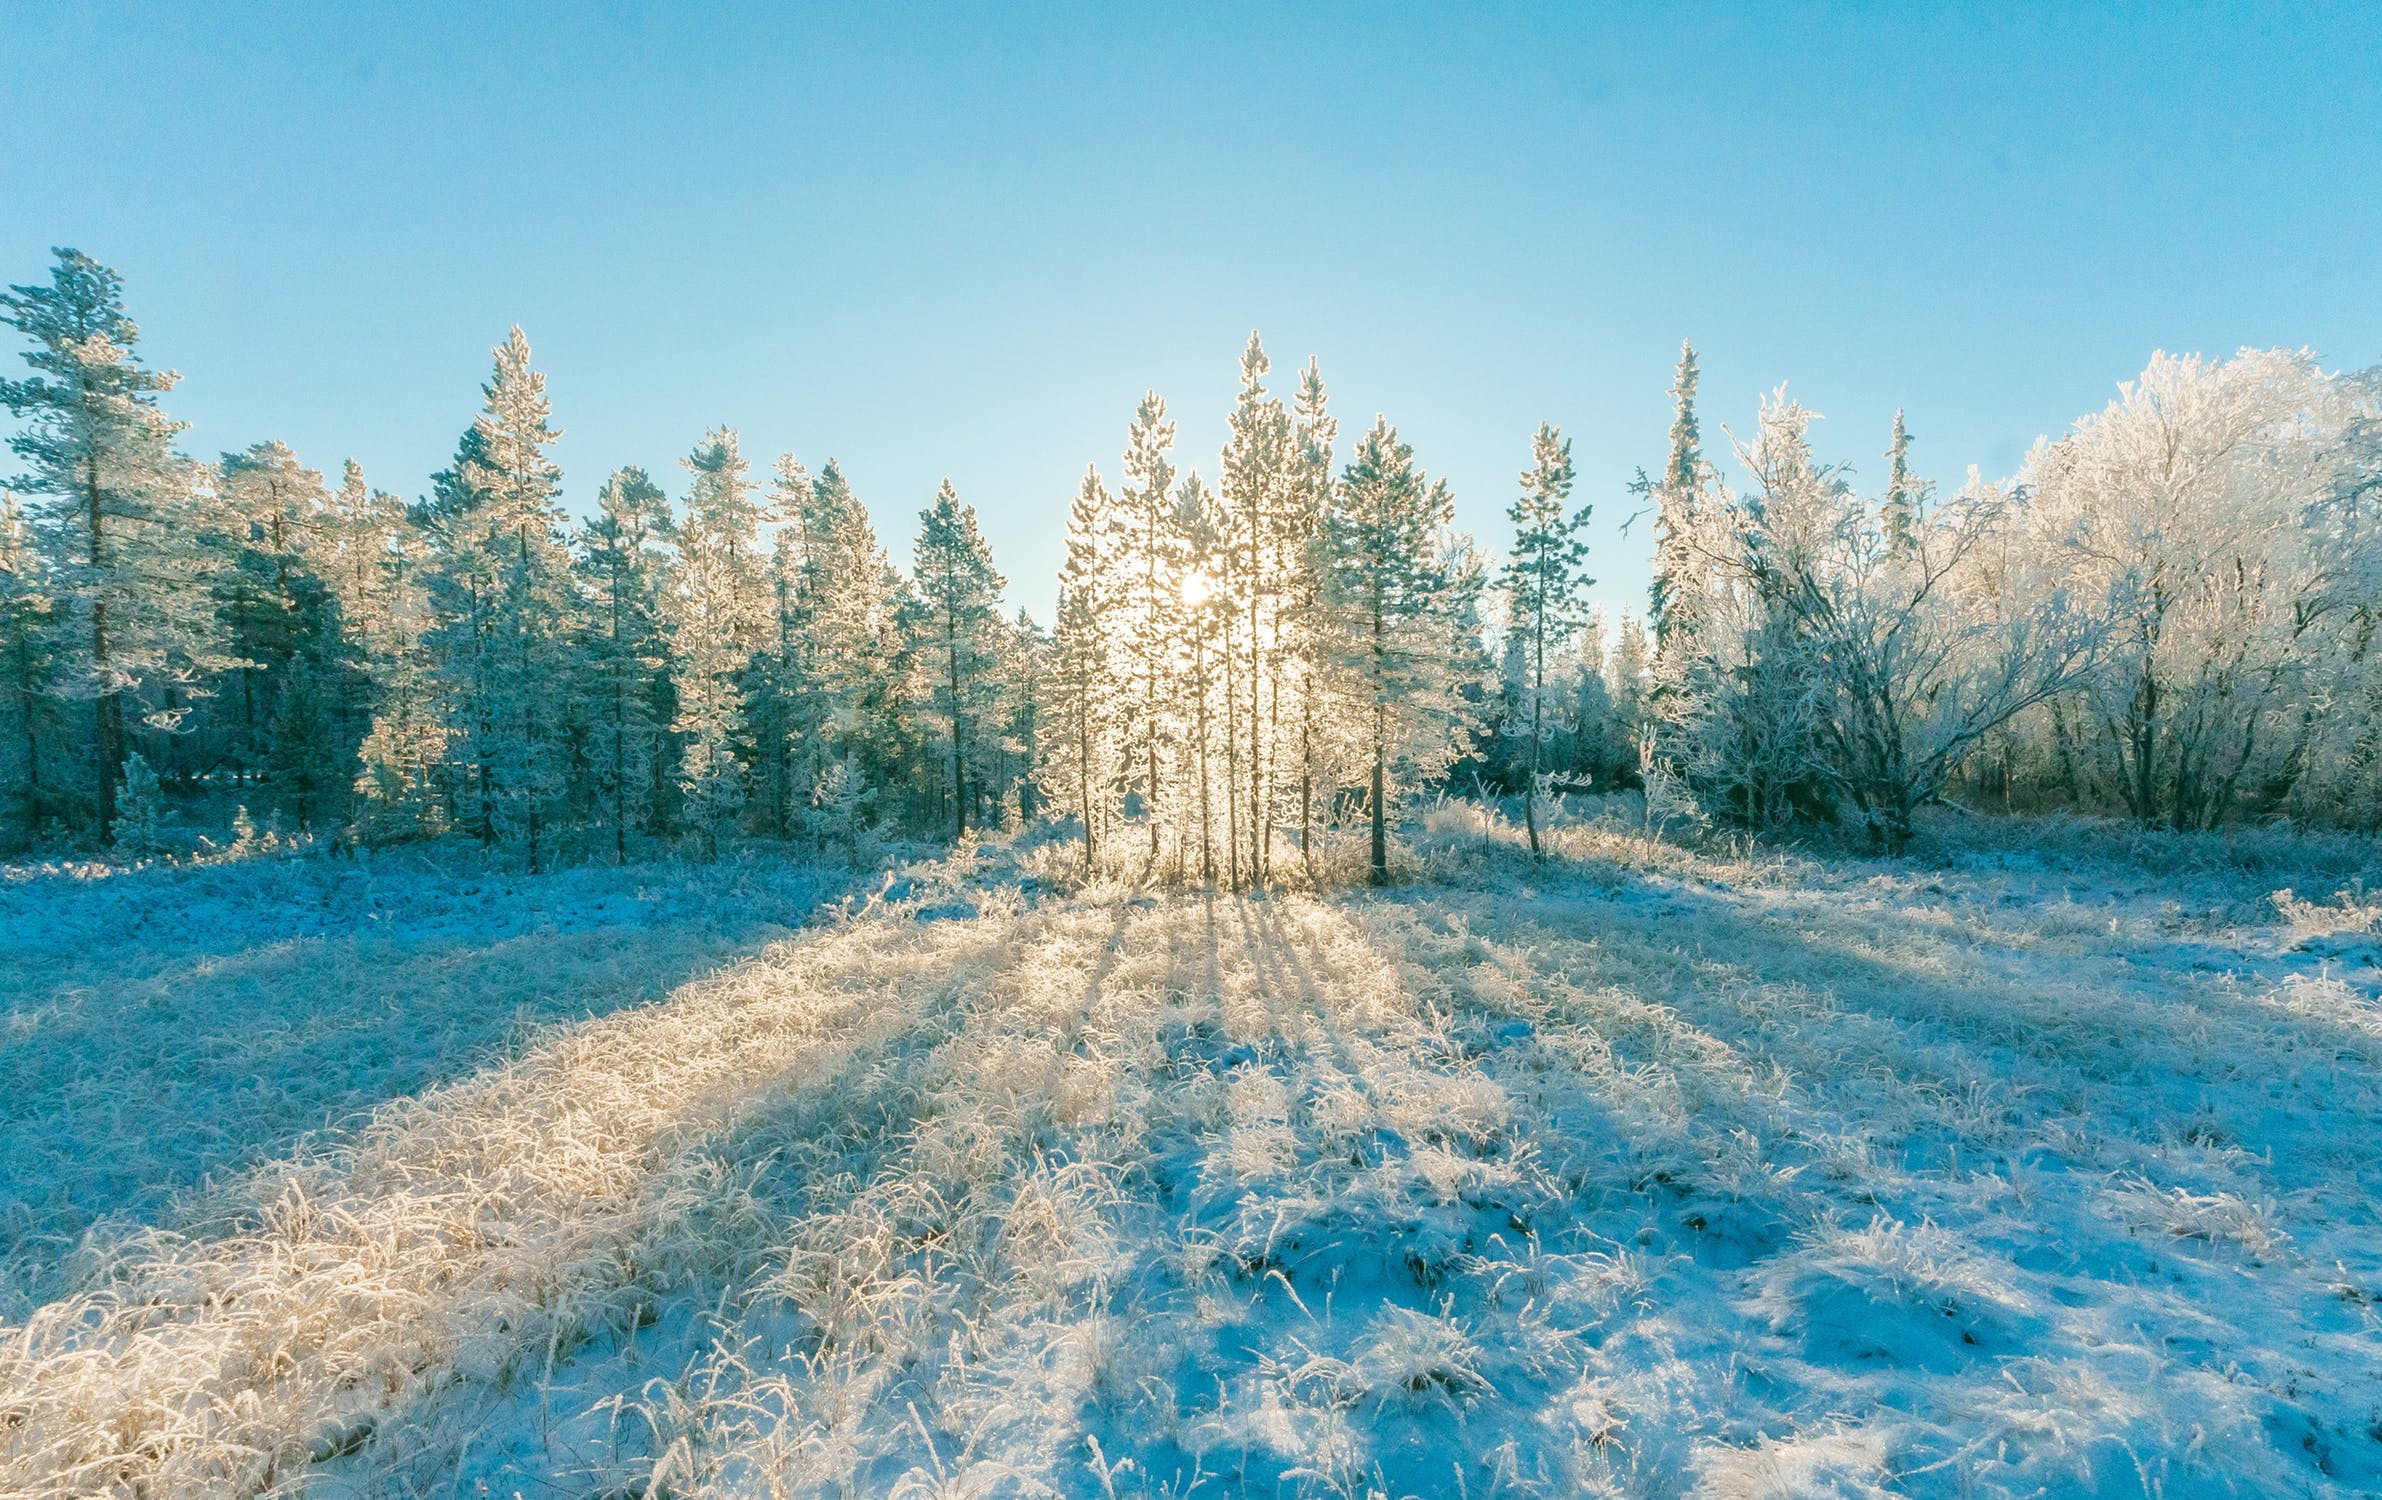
<box><xmin>3</xmin><ymin>826</ymin><xmax>2381</xmax><ymax>1498</ymax></box>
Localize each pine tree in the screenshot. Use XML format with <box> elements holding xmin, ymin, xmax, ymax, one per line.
<box><xmin>578</xmin><ymin>465</ymin><xmax>677</xmax><ymax>860</ymax></box>
<box><xmin>1110</xmin><ymin>393</ymin><xmax>1183</xmax><ymax>863</ymax></box>
<box><xmin>1049</xmin><ymin>465</ymin><xmax>1117</xmax><ymax>866</ymax></box>
<box><xmin>115</xmin><ymin>749</ymin><xmax>166</xmax><ymax>859</ymax></box>
<box><xmin>1882</xmin><ymin>408</ymin><xmax>1928</xmax><ymax>558</ymax></box>
<box><xmin>1179</xmin><ymin>471</ymin><xmax>1224</xmax><ymax>882</ymax></box>
<box><xmin>1324</xmin><ymin>416</ymin><xmax>1473</xmax><ymax>884</ymax></box>
<box><xmin>1286</xmin><ymin>357</ymin><xmax>1338</xmax><ymax>869</ymax></box>
<box><xmin>669</xmin><ymin>427</ymin><xmax>767</xmax><ymax>849</ymax></box>
<box><xmin>1607</xmin><ymin>610</ymin><xmax>1651</xmax><ymax>786</ymax></box>
<box><xmin>1570</xmin><ymin>608</ymin><xmax>1618</xmax><ymax>787</ymax></box>
<box><xmin>785</xmin><ymin>459</ymin><xmax>912</xmax><ymax>811</ymax></box>
<box><xmin>1647</xmin><ymin>340</ymin><xmax>1706</xmax><ymax>651</ymax></box>
<box><xmin>751</xmin><ymin>453</ymin><xmax>815</xmax><ymax>838</ymax></box>
<box><xmin>1219</xmin><ymin>332</ymin><xmax>1295</xmax><ymax>887</ymax></box>
<box><xmin>340</xmin><ymin>462</ymin><xmax>447</xmax><ymax>845</ymax></box>
<box><xmin>1</xmin><ymin>249</ymin><xmax>229</xmax><ymax>845</ymax></box>
<box><xmin>997</xmin><ymin>607</ymin><xmax>1049</xmax><ymax>825</ymax></box>
<box><xmin>422</xmin><ymin>326</ymin><xmax>575</xmax><ymax>864</ymax></box>
<box><xmin>211</xmin><ymin>441</ymin><xmax>360</xmax><ymax>828</ymax></box>
<box><xmin>1501</xmin><ymin>422</ymin><xmax>1591</xmax><ymax>857</ymax></box>
<box><xmin>912</xmin><ymin>478</ymin><xmax>1005</xmax><ymax>839</ymax></box>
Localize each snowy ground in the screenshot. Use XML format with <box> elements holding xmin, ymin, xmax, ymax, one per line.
<box><xmin>0</xmin><ymin>850</ymin><xmax>849</xmax><ymax>1314</ymax></box>
<box><xmin>4</xmin><ymin>815</ymin><xmax>2381</xmax><ymax>1497</ymax></box>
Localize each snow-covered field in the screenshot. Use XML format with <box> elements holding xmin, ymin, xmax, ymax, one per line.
<box><xmin>5</xmin><ymin>815</ymin><xmax>2382</xmax><ymax>1497</ymax></box>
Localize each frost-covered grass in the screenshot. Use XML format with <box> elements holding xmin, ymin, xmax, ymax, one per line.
<box><xmin>3</xmin><ymin>818</ymin><xmax>2380</xmax><ymax>1497</ymax></box>
<box><xmin>0</xmin><ymin>848</ymin><xmax>850</xmax><ymax>1313</ymax></box>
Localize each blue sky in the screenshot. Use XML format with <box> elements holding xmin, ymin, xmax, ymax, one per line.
<box><xmin>5</xmin><ymin>3</ymin><xmax>2376</xmax><ymax>622</ymax></box>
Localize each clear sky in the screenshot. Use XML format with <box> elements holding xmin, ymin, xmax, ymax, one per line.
<box><xmin>5</xmin><ymin>3</ymin><xmax>2376</xmax><ymax>623</ymax></box>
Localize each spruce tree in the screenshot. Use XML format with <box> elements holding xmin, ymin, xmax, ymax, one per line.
<box><xmin>212</xmin><ymin>441</ymin><xmax>358</xmax><ymax>827</ymax></box>
<box><xmin>1882</xmin><ymin>409</ymin><xmax>1929</xmax><ymax>559</ymax></box>
<box><xmin>1647</xmin><ymin>340</ymin><xmax>1706</xmax><ymax>650</ymax></box>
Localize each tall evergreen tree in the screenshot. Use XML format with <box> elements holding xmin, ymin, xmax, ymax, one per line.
<box><xmin>669</xmin><ymin>427</ymin><xmax>767</xmax><ymax>849</ymax></box>
<box><xmin>422</xmin><ymin>326</ymin><xmax>575</xmax><ymax>864</ymax></box>
<box><xmin>912</xmin><ymin>479</ymin><xmax>1005</xmax><ymax>839</ymax></box>
<box><xmin>1220</xmin><ymin>332</ymin><xmax>1295</xmax><ymax>887</ymax></box>
<box><xmin>1500</xmin><ymin>423</ymin><xmax>1590</xmax><ymax>857</ymax></box>
<box><xmin>1179</xmin><ymin>471</ymin><xmax>1224</xmax><ymax>882</ymax></box>
<box><xmin>211</xmin><ymin>441</ymin><xmax>359</xmax><ymax>827</ymax></box>
<box><xmin>341</xmin><ymin>462</ymin><xmax>447</xmax><ymax>844</ymax></box>
<box><xmin>1286</xmin><ymin>357</ymin><xmax>1339</xmax><ymax>867</ymax></box>
<box><xmin>1647</xmin><ymin>340</ymin><xmax>1706</xmax><ymax>651</ymax></box>
<box><xmin>1110</xmin><ymin>393</ymin><xmax>1183</xmax><ymax>862</ymax></box>
<box><xmin>998</xmin><ymin>607</ymin><xmax>1049</xmax><ymax>825</ymax></box>
<box><xmin>578</xmin><ymin>465</ymin><xmax>677</xmax><ymax>860</ymax></box>
<box><xmin>1882</xmin><ymin>408</ymin><xmax>1928</xmax><ymax>558</ymax></box>
<box><xmin>1325</xmin><ymin>416</ymin><xmax>1473</xmax><ymax>884</ymax></box>
<box><xmin>1049</xmin><ymin>465</ymin><xmax>1117</xmax><ymax>865</ymax></box>
<box><xmin>1</xmin><ymin>249</ymin><xmax>228</xmax><ymax>844</ymax></box>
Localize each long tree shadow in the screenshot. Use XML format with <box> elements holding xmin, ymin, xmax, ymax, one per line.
<box><xmin>1368</xmin><ymin>863</ymin><xmax>2382</xmax><ymax>1490</ymax></box>
<box><xmin>0</xmin><ymin>852</ymin><xmax>855</xmax><ymax>1310</ymax></box>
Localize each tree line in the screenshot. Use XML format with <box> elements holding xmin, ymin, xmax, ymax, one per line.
<box><xmin>4</xmin><ymin>248</ymin><xmax>2377</xmax><ymax>872</ymax></box>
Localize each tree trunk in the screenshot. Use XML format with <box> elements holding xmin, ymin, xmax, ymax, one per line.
<box><xmin>85</xmin><ymin>455</ymin><xmax>122</xmax><ymax>845</ymax></box>
<box><xmin>1370</xmin><ymin>702</ymin><xmax>1389</xmax><ymax>886</ymax></box>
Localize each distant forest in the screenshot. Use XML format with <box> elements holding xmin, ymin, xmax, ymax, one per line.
<box><xmin>5</xmin><ymin>248</ymin><xmax>2379</xmax><ymax>872</ymax></box>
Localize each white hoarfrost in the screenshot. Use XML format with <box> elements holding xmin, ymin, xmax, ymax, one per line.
<box><xmin>3</xmin><ymin>812</ymin><xmax>2381</xmax><ymax>1497</ymax></box>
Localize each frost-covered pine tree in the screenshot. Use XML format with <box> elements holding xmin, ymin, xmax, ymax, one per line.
<box><xmin>1109</xmin><ymin>393</ymin><xmax>1184</xmax><ymax>863</ymax></box>
<box><xmin>422</xmin><ymin>326</ymin><xmax>576</xmax><ymax>864</ymax></box>
<box><xmin>1569</xmin><ymin>608</ymin><xmax>1619</xmax><ymax>789</ymax></box>
<box><xmin>669</xmin><ymin>428</ymin><xmax>768</xmax><ymax>850</ymax></box>
<box><xmin>339</xmin><ymin>461</ymin><xmax>447</xmax><ymax>845</ymax></box>
<box><xmin>1285</xmin><ymin>357</ymin><xmax>1339</xmax><ymax>867</ymax></box>
<box><xmin>1606</xmin><ymin>609</ymin><xmax>1651</xmax><ymax>786</ymax></box>
<box><xmin>1647</xmin><ymin>340</ymin><xmax>1708</xmax><ymax>658</ymax></box>
<box><xmin>1882</xmin><ymin>408</ymin><xmax>1925</xmax><ymax>559</ymax></box>
<box><xmin>1219</xmin><ymin>332</ymin><xmax>1296</xmax><ymax>887</ymax></box>
<box><xmin>777</xmin><ymin>458</ymin><xmax>913</xmax><ymax>812</ymax></box>
<box><xmin>911</xmin><ymin>478</ymin><xmax>1005</xmax><ymax>839</ymax></box>
<box><xmin>577</xmin><ymin>465</ymin><xmax>677</xmax><ymax>860</ymax></box>
<box><xmin>748</xmin><ymin>453</ymin><xmax>815</xmax><ymax>838</ymax></box>
<box><xmin>1048</xmin><ymin>465</ymin><xmax>1118</xmax><ymax>866</ymax></box>
<box><xmin>211</xmin><ymin>440</ymin><xmax>360</xmax><ymax>828</ymax></box>
<box><xmin>114</xmin><ymin>748</ymin><xmax>166</xmax><ymax>859</ymax></box>
<box><xmin>1178</xmin><ymin>471</ymin><xmax>1225</xmax><ymax>882</ymax></box>
<box><xmin>994</xmin><ymin>607</ymin><xmax>1048</xmax><ymax>824</ymax></box>
<box><xmin>1</xmin><ymin>249</ymin><xmax>231</xmax><ymax>846</ymax></box>
<box><xmin>1500</xmin><ymin>422</ymin><xmax>1590</xmax><ymax>857</ymax></box>
<box><xmin>1324</xmin><ymin>416</ymin><xmax>1475</xmax><ymax>884</ymax></box>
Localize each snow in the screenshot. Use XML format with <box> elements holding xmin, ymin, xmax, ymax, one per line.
<box><xmin>4</xmin><ymin>812</ymin><xmax>2381</xmax><ymax>1497</ymax></box>
<box><xmin>0</xmin><ymin>849</ymin><xmax>851</xmax><ymax>1315</ymax></box>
